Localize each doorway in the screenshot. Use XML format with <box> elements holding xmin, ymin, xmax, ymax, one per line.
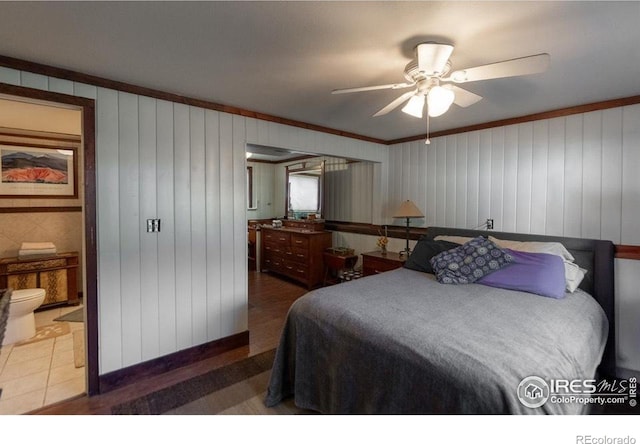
<box><xmin>0</xmin><ymin>83</ymin><xmax>98</xmax><ymax>408</ymax></box>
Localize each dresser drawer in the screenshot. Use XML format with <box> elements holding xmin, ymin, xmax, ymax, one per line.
<box><xmin>260</xmin><ymin>227</ymin><xmax>332</xmax><ymax>289</ymax></box>
<box><xmin>361</xmin><ymin>252</ymin><xmax>405</xmax><ymax>277</ymax></box>
<box><xmin>283</xmin><ymin>260</ymin><xmax>308</xmax><ymax>279</ymax></box>
<box><xmin>263</xmin><ymin>244</ymin><xmax>285</xmax><ymax>255</ymax></box>
<box><xmin>263</xmin><ymin>230</ymin><xmax>291</xmax><ymax>246</ymax></box>
<box><xmin>291</xmin><ymin>234</ymin><xmax>309</xmax><ymax>249</ymax></box>
<box><xmin>263</xmin><ymin>255</ymin><xmax>284</xmax><ymax>272</ymax></box>
<box><xmin>290</xmin><ymin>247</ymin><xmax>308</xmax><ymax>264</ymax></box>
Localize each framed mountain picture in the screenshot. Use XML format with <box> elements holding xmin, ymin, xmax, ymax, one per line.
<box><xmin>0</xmin><ymin>144</ymin><xmax>77</xmax><ymax>198</ymax></box>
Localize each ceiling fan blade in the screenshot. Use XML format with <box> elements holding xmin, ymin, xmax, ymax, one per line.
<box><xmin>416</xmin><ymin>43</ymin><xmax>454</xmax><ymax>76</ymax></box>
<box><xmin>443</xmin><ymin>84</ymin><xmax>483</xmax><ymax>108</ymax></box>
<box><xmin>331</xmin><ymin>82</ymin><xmax>414</xmax><ymax>94</ymax></box>
<box><xmin>373</xmin><ymin>91</ymin><xmax>416</xmax><ymax>117</ymax></box>
<box><xmin>447</xmin><ymin>53</ymin><xmax>550</xmax><ymax>83</ymax></box>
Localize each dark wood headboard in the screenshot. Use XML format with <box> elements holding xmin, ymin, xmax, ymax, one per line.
<box><xmin>424</xmin><ymin>227</ymin><xmax>616</xmax><ymax>378</ymax></box>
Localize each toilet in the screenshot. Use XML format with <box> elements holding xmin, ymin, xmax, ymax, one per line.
<box><xmin>2</xmin><ymin>288</ymin><xmax>46</xmax><ymax>346</ymax></box>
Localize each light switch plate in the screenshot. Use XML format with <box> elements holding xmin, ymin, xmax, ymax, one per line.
<box><xmin>146</xmin><ymin>219</ymin><xmax>161</xmax><ymax>232</ymax></box>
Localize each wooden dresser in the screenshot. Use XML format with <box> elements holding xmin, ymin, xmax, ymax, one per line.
<box><xmin>281</xmin><ymin>219</ymin><xmax>326</xmax><ymax>231</ymax></box>
<box><xmin>261</xmin><ymin>226</ymin><xmax>332</xmax><ymax>289</ymax></box>
<box><xmin>0</xmin><ymin>252</ymin><xmax>79</xmax><ymax>308</ymax></box>
<box><xmin>361</xmin><ymin>251</ymin><xmax>406</xmax><ymax>277</ymax></box>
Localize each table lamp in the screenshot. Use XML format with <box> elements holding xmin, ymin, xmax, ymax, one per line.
<box><xmin>392</xmin><ymin>200</ymin><xmax>424</xmax><ymax>256</ymax></box>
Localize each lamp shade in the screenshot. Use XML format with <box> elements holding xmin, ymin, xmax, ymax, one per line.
<box><xmin>401</xmin><ymin>95</ymin><xmax>425</xmax><ymax>119</ymax></box>
<box><xmin>427</xmin><ymin>86</ymin><xmax>455</xmax><ymax>117</ymax></box>
<box><xmin>392</xmin><ymin>200</ymin><xmax>424</xmax><ymax>219</ymax></box>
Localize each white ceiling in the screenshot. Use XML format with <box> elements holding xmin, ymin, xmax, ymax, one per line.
<box><xmin>0</xmin><ymin>1</ymin><xmax>638</xmax><ymax>141</ymax></box>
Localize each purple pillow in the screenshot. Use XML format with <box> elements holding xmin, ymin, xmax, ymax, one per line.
<box><xmin>477</xmin><ymin>249</ymin><xmax>566</xmax><ymax>299</ymax></box>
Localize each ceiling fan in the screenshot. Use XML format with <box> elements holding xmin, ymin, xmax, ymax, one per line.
<box><xmin>331</xmin><ymin>42</ymin><xmax>550</xmax><ymax>120</ymax></box>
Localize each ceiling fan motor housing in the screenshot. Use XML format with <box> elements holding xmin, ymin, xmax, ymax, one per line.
<box><xmin>404</xmin><ymin>59</ymin><xmax>452</xmax><ymax>83</ymax></box>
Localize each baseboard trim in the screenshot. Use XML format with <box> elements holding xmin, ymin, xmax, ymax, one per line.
<box><xmin>98</xmin><ymin>330</ymin><xmax>250</xmax><ymax>394</ymax></box>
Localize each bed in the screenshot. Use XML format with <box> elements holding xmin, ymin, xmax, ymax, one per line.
<box><xmin>264</xmin><ymin>227</ymin><xmax>615</xmax><ymax>414</ymax></box>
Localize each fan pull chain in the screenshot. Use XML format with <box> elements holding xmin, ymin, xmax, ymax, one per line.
<box><xmin>425</xmin><ymin>112</ymin><xmax>431</xmax><ymax>145</ymax></box>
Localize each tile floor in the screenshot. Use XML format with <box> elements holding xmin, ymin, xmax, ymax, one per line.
<box><xmin>0</xmin><ymin>304</ymin><xmax>85</xmax><ymax>414</ymax></box>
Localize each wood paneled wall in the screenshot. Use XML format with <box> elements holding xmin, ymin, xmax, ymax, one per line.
<box><xmin>387</xmin><ymin>105</ymin><xmax>640</xmax><ymax>245</ymax></box>
<box><xmin>0</xmin><ymin>66</ymin><xmax>387</xmax><ymax>374</ymax></box>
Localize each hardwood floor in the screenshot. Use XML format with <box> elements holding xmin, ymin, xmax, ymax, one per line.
<box><xmin>29</xmin><ymin>271</ymin><xmax>308</xmax><ymax>415</ymax></box>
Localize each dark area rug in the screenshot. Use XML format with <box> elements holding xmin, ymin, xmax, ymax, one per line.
<box><xmin>53</xmin><ymin>308</ymin><xmax>83</xmax><ymax>323</ymax></box>
<box><xmin>111</xmin><ymin>348</ymin><xmax>276</xmax><ymax>414</ymax></box>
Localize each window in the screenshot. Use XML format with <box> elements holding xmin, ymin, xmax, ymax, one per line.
<box><xmin>289</xmin><ymin>174</ymin><xmax>319</xmax><ymax>212</ymax></box>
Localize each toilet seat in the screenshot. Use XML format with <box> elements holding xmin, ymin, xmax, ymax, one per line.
<box><xmin>11</xmin><ymin>288</ymin><xmax>46</xmax><ymax>302</ymax></box>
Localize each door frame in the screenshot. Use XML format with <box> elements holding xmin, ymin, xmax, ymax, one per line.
<box><xmin>0</xmin><ymin>82</ymin><xmax>99</xmax><ymax>395</ymax></box>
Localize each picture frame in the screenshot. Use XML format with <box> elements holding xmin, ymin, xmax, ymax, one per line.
<box><xmin>0</xmin><ymin>143</ymin><xmax>77</xmax><ymax>198</ymax></box>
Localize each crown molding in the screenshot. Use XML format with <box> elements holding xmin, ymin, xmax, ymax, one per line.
<box><xmin>2</xmin><ymin>54</ymin><xmax>639</xmax><ymax>147</ymax></box>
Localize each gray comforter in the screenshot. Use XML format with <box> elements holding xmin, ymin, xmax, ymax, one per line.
<box><xmin>265</xmin><ymin>268</ymin><xmax>608</xmax><ymax>414</ymax></box>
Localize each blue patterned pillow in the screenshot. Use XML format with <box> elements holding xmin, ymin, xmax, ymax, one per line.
<box><xmin>430</xmin><ymin>236</ymin><xmax>513</xmax><ymax>284</ymax></box>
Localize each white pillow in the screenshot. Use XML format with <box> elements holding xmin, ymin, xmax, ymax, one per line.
<box><xmin>488</xmin><ymin>236</ymin><xmax>575</xmax><ymax>262</ymax></box>
<box><xmin>488</xmin><ymin>236</ymin><xmax>586</xmax><ymax>293</ymax></box>
<box><xmin>564</xmin><ymin>261</ymin><xmax>587</xmax><ymax>293</ymax></box>
<box><xmin>433</xmin><ymin>235</ymin><xmax>475</xmax><ymax>245</ymax></box>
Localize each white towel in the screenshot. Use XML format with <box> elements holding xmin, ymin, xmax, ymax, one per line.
<box><xmin>19</xmin><ymin>248</ymin><xmax>57</xmax><ymax>257</ymax></box>
<box><xmin>20</xmin><ymin>242</ymin><xmax>56</xmax><ymax>251</ymax></box>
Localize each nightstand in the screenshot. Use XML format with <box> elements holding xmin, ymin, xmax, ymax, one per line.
<box><xmin>361</xmin><ymin>251</ymin><xmax>406</xmax><ymax>277</ymax></box>
<box><xmin>323</xmin><ymin>251</ymin><xmax>358</xmax><ymax>285</ymax></box>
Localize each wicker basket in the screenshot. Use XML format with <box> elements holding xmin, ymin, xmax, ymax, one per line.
<box><xmin>326</xmin><ymin>247</ymin><xmax>355</xmax><ymax>257</ymax></box>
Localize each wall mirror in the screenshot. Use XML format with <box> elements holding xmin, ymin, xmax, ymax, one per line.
<box><xmin>245</xmin><ymin>143</ymin><xmax>375</xmax><ymax>223</ymax></box>
<box><xmin>286</xmin><ymin>160</ymin><xmax>324</xmax><ymax>219</ymax></box>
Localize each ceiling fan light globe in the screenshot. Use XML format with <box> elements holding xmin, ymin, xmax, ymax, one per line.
<box><xmin>401</xmin><ymin>95</ymin><xmax>425</xmax><ymax>118</ymax></box>
<box><xmin>427</xmin><ymin>86</ymin><xmax>455</xmax><ymax>117</ymax></box>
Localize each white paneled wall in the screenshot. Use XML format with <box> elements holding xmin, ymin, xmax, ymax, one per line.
<box><xmin>247</xmin><ymin>161</ymin><xmax>277</xmax><ymax>220</ymax></box>
<box><xmin>324</xmin><ymin>161</ymin><xmax>374</xmax><ymax>223</ymax></box>
<box><xmin>0</xmin><ymin>66</ymin><xmax>387</xmax><ymax>375</ymax></box>
<box><xmin>93</xmin><ymin>92</ymin><xmax>248</xmax><ymax>371</ymax></box>
<box><xmin>615</xmin><ymin>259</ymin><xmax>640</xmax><ymax>375</ymax></box>
<box><xmin>386</xmin><ymin>104</ymin><xmax>640</xmax><ymax>375</ymax></box>
<box><xmin>388</xmin><ymin>105</ymin><xmax>640</xmax><ymax>245</ymax></box>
